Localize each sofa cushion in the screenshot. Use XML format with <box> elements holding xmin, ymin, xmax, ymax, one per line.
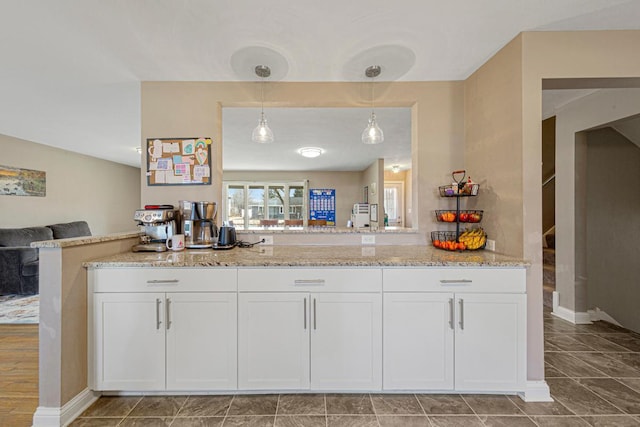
<box><xmin>47</xmin><ymin>221</ymin><xmax>91</xmax><ymax>239</ymax></box>
<box><xmin>0</xmin><ymin>227</ymin><xmax>53</xmax><ymax>247</ymax></box>
<box><xmin>21</xmin><ymin>259</ymin><xmax>39</xmax><ymax>277</ymax></box>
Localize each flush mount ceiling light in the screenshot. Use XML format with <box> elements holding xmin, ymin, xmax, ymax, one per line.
<box><xmin>391</xmin><ymin>165</ymin><xmax>400</xmax><ymax>173</ymax></box>
<box><xmin>362</xmin><ymin>65</ymin><xmax>384</xmax><ymax>145</ymax></box>
<box><xmin>251</xmin><ymin>65</ymin><xmax>274</xmax><ymax>144</ymax></box>
<box><xmin>298</xmin><ymin>147</ymin><xmax>324</xmax><ymax>158</ymax></box>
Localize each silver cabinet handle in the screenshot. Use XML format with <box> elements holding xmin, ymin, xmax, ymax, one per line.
<box><xmin>459</xmin><ymin>298</ymin><xmax>464</xmax><ymax>330</ymax></box>
<box><xmin>294</xmin><ymin>279</ymin><xmax>326</xmax><ymax>286</ymax></box>
<box><xmin>156</xmin><ymin>298</ymin><xmax>162</xmax><ymax>330</ymax></box>
<box><xmin>449</xmin><ymin>298</ymin><xmax>454</xmax><ymax>330</ymax></box>
<box><xmin>147</xmin><ymin>279</ymin><xmax>179</xmax><ymax>284</ymax></box>
<box><xmin>313</xmin><ymin>298</ymin><xmax>317</xmax><ymax>330</ymax></box>
<box><xmin>166</xmin><ymin>297</ymin><xmax>171</xmax><ymax>330</ymax></box>
<box><xmin>440</xmin><ymin>279</ymin><xmax>472</xmax><ymax>284</ymax></box>
<box><xmin>303</xmin><ymin>297</ymin><xmax>307</xmax><ymax>330</ymax></box>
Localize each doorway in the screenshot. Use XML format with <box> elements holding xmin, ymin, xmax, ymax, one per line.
<box><xmin>383</xmin><ymin>181</ymin><xmax>404</xmax><ymax>227</ymax></box>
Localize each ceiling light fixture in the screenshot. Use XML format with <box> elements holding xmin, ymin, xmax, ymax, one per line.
<box><xmin>251</xmin><ymin>65</ymin><xmax>274</xmax><ymax>144</ymax></box>
<box><xmin>298</xmin><ymin>147</ymin><xmax>324</xmax><ymax>158</ymax></box>
<box><xmin>391</xmin><ymin>165</ymin><xmax>400</xmax><ymax>173</ymax></box>
<box><xmin>362</xmin><ymin>65</ymin><xmax>384</xmax><ymax>145</ymax></box>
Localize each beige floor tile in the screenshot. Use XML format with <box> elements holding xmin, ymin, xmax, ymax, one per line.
<box><xmin>371</xmin><ymin>394</ymin><xmax>423</xmax><ymax>415</ymax></box>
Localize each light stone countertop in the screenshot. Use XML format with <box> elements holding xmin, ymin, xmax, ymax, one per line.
<box><xmin>83</xmin><ymin>244</ymin><xmax>528</xmax><ymax>268</ymax></box>
<box><xmin>31</xmin><ymin>231</ymin><xmax>141</xmax><ymax>248</ymax></box>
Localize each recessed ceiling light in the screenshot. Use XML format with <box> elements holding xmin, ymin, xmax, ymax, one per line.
<box><xmin>298</xmin><ymin>147</ymin><xmax>324</xmax><ymax>158</ymax></box>
<box><xmin>391</xmin><ymin>165</ymin><xmax>400</xmax><ymax>173</ymax></box>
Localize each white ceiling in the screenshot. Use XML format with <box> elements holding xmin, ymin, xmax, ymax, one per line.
<box><xmin>223</xmin><ymin>107</ymin><xmax>411</xmax><ymax>171</ymax></box>
<box><xmin>1</xmin><ymin>1</ymin><xmax>639</xmax><ymax>169</ymax></box>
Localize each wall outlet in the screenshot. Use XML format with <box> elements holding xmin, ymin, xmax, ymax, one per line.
<box><xmin>486</xmin><ymin>239</ymin><xmax>496</xmax><ymax>251</ymax></box>
<box><xmin>362</xmin><ymin>235</ymin><xmax>376</xmax><ymax>245</ymax></box>
<box><xmin>259</xmin><ymin>235</ymin><xmax>274</xmax><ymax>245</ymax></box>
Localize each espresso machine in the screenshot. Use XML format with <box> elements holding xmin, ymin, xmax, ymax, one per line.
<box><xmin>132</xmin><ymin>205</ymin><xmax>179</xmax><ymax>252</ymax></box>
<box><xmin>179</xmin><ymin>200</ymin><xmax>218</xmax><ymax>248</ymax></box>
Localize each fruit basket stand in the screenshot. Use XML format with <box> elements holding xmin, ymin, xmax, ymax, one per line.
<box><xmin>432</xmin><ymin>170</ymin><xmax>486</xmax><ymax>251</ymax></box>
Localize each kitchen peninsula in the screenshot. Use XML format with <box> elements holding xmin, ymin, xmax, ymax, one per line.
<box><xmin>83</xmin><ymin>239</ymin><xmax>529</xmax><ymax>400</ymax></box>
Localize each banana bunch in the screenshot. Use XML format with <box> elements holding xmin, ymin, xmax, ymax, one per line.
<box><xmin>459</xmin><ymin>228</ymin><xmax>487</xmax><ymax>250</ymax></box>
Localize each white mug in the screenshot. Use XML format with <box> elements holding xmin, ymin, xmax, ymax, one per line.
<box><xmin>166</xmin><ymin>234</ymin><xmax>185</xmax><ymax>251</ymax></box>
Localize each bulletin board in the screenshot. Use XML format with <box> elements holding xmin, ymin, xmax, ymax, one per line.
<box><xmin>146</xmin><ymin>137</ymin><xmax>212</xmax><ymax>186</ymax></box>
<box><xmin>309</xmin><ymin>188</ymin><xmax>336</xmax><ymax>225</ymax></box>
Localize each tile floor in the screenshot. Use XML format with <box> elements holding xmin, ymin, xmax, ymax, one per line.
<box><xmin>71</xmin><ymin>310</ymin><xmax>640</xmax><ymax>426</ymax></box>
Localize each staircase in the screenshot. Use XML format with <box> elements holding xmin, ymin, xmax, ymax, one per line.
<box><xmin>543</xmin><ymin>233</ymin><xmax>555</xmax><ymax>308</ymax></box>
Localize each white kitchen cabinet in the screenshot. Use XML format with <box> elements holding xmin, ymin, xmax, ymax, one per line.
<box><xmin>94</xmin><ymin>292</ymin><xmax>166</xmax><ymax>390</ymax></box>
<box><xmin>454</xmin><ymin>292</ymin><xmax>526</xmax><ymax>391</ymax></box>
<box><xmin>383</xmin><ymin>292</ymin><xmax>454</xmax><ymax>390</ymax></box>
<box><xmin>383</xmin><ymin>268</ymin><xmax>526</xmax><ymax>393</ymax></box>
<box><xmin>238</xmin><ymin>293</ymin><xmax>310</xmax><ymax>390</ymax></box>
<box><xmin>311</xmin><ymin>292</ymin><xmax>382</xmax><ymax>390</ymax></box>
<box><xmin>165</xmin><ymin>292</ymin><xmax>237</xmax><ymax>390</ymax></box>
<box><xmin>90</xmin><ymin>268</ymin><xmax>237</xmax><ymax>391</ymax></box>
<box><xmin>237</xmin><ymin>268</ymin><xmax>382</xmax><ymax>391</ymax></box>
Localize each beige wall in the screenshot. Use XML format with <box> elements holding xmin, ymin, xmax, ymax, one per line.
<box><xmin>0</xmin><ymin>134</ymin><xmax>140</xmax><ymax>234</ymax></box>
<box><xmin>464</xmin><ymin>35</ymin><xmax>524</xmax><ymax>256</ymax></box>
<box><xmin>464</xmin><ymin>30</ymin><xmax>640</xmax><ymax>384</ymax></box>
<box><xmin>141</xmin><ymin>81</ymin><xmax>466</xmax><ymax>234</ymax></box>
<box><xmin>223</xmin><ymin>170</ymin><xmax>363</xmax><ymax>227</ymax></box>
<box><xmin>586</xmin><ymin>128</ymin><xmax>640</xmax><ymax>333</ymax></box>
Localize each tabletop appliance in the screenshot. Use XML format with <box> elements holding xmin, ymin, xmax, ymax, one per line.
<box><xmin>351</xmin><ymin>203</ymin><xmax>370</xmax><ymax>228</ymax></box>
<box><xmin>132</xmin><ymin>205</ymin><xmax>179</xmax><ymax>252</ymax></box>
<box><xmin>179</xmin><ymin>200</ymin><xmax>218</xmax><ymax>248</ymax></box>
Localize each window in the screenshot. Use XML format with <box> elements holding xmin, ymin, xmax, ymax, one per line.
<box><xmin>223</xmin><ymin>181</ymin><xmax>308</xmax><ymax>229</ymax></box>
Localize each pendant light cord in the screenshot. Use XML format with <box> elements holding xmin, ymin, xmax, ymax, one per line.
<box><xmin>370</xmin><ymin>74</ymin><xmax>375</xmax><ymax>115</ymax></box>
<box><xmin>260</xmin><ymin>76</ymin><xmax>265</xmax><ymax>116</ymax></box>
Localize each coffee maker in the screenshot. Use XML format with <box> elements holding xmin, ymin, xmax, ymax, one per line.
<box><xmin>132</xmin><ymin>205</ymin><xmax>179</xmax><ymax>252</ymax></box>
<box><xmin>179</xmin><ymin>200</ymin><xmax>218</xmax><ymax>248</ymax></box>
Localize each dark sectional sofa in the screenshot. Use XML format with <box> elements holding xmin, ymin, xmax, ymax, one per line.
<box><xmin>0</xmin><ymin>221</ymin><xmax>91</xmax><ymax>295</ymax></box>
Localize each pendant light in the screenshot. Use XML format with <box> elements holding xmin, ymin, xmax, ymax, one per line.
<box><xmin>251</xmin><ymin>65</ymin><xmax>274</xmax><ymax>144</ymax></box>
<box><xmin>362</xmin><ymin>65</ymin><xmax>384</xmax><ymax>144</ymax></box>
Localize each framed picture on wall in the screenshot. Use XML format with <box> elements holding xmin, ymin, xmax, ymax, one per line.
<box><xmin>364</xmin><ymin>186</ymin><xmax>368</xmax><ymax>203</ymax></box>
<box><xmin>370</xmin><ymin>204</ymin><xmax>378</xmax><ymax>222</ymax></box>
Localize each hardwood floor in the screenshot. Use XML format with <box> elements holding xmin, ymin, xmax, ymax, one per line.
<box><xmin>0</xmin><ymin>324</ymin><xmax>38</xmax><ymax>427</ymax></box>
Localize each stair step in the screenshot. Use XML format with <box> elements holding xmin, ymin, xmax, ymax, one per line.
<box><xmin>545</xmin><ymin>233</ymin><xmax>556</xmax><ymax>249</ymax></box>
<box><xmin>543</xmin><ymin>247</ymin><xmax>555</xmax><ymax>265</ymax></box>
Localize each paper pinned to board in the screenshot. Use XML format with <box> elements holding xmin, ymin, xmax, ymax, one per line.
<box><xmin>182</xmin><ymin>139</ymin><xmax>195</xmax><ymax>155</ymax></box>
<box><xmin>193</xmin><ymin>165</ymin><xmax>209</xmax><ymax>181</ymax></box>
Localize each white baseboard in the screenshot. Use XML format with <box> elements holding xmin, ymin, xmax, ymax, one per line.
<box><xmin>588</xmin><ymin>307</ymin><xmax>622</xmax><ymax>326</ymax></box>
<box><xmin>33</xmin><ymin>388</ymin><xmax>100</xmax><ymax>427</ymax></box>
<box><xmin>518</xmin><ymin>380</ymin><xmax>553</xmax><ymax>402</ymax></box>
<box><xmin>551</xmin><ymin>293</ymin><xmax>592</xmax><ymax>325</ymax></box>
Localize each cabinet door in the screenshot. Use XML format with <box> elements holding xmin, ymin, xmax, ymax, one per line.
<box><xmin>94</xmin><ymin>292</ymin><xmax>165</xmax><ymax>390</ymax></box>
<box><xmin>311</xmin><ymin>293</ymin><xmax>382</xmax><ymax>390</ymax></box>
<box><xmin>383</xmin><ymin>292</ymin><xmax>454</xmax><ymax>390</ymax></box>
<box><xmin>454</xmin><ymin>293</ymin><xmax>526</xmax><ymax>392</ymax></box>
<box><xmin>166</xmin><ymin>292</ymin><xmax>237</xmax><ymax>390</ymax></box>
<box><xmin>238</xmin><ymin>293</ymin><xmax>310</xmax><ymax>390</ymax></box>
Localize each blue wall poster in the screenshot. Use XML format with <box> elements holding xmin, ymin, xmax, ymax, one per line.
<box><xmin>309</xmin><ymin>189</ymin><xmax>336</xmax><ymax>226</ymax></box>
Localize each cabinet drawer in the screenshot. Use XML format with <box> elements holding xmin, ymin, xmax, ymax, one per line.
<box><xmin>91</xmin><ymin>268</ymin><xmax>237</xmax><ymax>292</ymax></box>
<box><xmin>238</xmin><ymin>268</ymin><xmax>382</xmax><ymax>292</ymax></box>
<box><xmin>383</xmin><ymin>268</ymin><xmax>525</xmax><ymax>293</ymax></box>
